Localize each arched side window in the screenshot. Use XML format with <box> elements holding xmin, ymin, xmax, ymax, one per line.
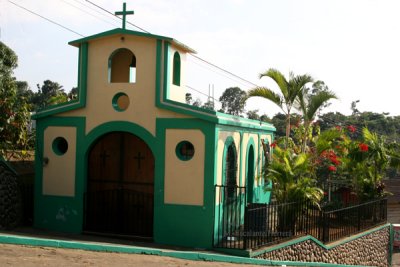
<box><xmin>225</xmin><ymin>142</ymin><xmax>237</xmax><ymax>198</ymax></box>
<box><xmin>108</xmin><ymin>48</ymin><xmax>136</xmax><ymax>83</ymax></box>
<box><xmin>172</xmin><ymin>51</ymin><xmax>181</xmax><ymax>86</ymax></box>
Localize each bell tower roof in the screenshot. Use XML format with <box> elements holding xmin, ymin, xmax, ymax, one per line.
<box><xmin>68</xmin><ymin>28</ymin><xmax>196</xmax><ymax>54</ymax></box>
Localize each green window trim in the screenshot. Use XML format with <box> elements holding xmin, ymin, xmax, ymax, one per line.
<box><xmin>172</xmin><ymin>51</ymin><xmax>181</xmax><ymax>86</ymax></box>
<box><xmin>221</xmin><ymin>136</ymin><xmax>238</xmax><ymax>188</ymax></box>
<box><xmin>175</xmin><ymin>140</ymin><xmax>195</xmax><ymax>161</ymax></box>
<box><xmin>52</xmin><ymin>137</ymin><xmax>69</xmax><ymax>156</ymax></box>
<box><xmin>112</xmin><ymin>92</ymin><xmax>130</xmax><ymax>112</ymax></box>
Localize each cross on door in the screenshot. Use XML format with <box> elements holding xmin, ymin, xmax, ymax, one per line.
<box><xmin>99</xmin><ymin>150</ymin><xmax>110</xmax><ymax>167</ymax></box>
<box><xmin>134</xmin><ymin>152</ymin><xmax>145</xmax><ymax>169</ymax></box>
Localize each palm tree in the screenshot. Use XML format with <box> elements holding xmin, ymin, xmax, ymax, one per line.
<box><xmin>296</xmin><ymin>86</ymin><xmax>337</xmax><ymax>152</ymax></box>
<box><xmin>266</xmin><ymin>146</ymin><xmax>323</xmax><ymax>232</ymax></box>
<box><xmin>267</xmin><ymin>147</ymin><xmax>323</xmax><ymax>205</ymax></box>
<box><xmin>247</xmin><ymin>69</ymin><xmax>313</xmax><ymax>148</ymax></box>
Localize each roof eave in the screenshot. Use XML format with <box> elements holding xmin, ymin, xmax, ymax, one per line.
<box><xmin>68</xmin><ymin>28</ymin><xmax>196</xmax><ymax>53</ymax></box>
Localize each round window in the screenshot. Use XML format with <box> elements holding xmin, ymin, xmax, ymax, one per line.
<box><xmin>112</xmin><ymin>92</ymin><xmax>130</xmax><ymax>112</ymax></box>
<box><xmin>175</xmin><ymin>141</ymin><xmax>195</xmax><ymax>161</ymax></box>
<box><xmin>52</xmin><ymin>137</ymin><xmax>68</xmax><ymax>155</ymax></box>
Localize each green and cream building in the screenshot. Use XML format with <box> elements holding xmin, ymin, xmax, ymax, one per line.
<box><xmin>33</xmin><ymin>21</ymin><xmax>275</xmax><ymax>249</ymax></box>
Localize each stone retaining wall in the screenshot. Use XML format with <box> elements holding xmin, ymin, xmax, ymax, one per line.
<box><xmin>255</xmin><ymin>226</ymin><xmax>390</xmax><ymax>267</ymax></box>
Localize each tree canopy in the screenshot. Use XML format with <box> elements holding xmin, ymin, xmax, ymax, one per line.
<box><xmin>247</xmin><ymin>69</ymin><xmax>314</xmax><ymax>148</ymax></box>
<box><xmin>0</xmin><ymin>42</ymin><xmax>31</xmax><ymax>159</ymax></box>
<box><xmin>218</xmin><ymin>87</ymin><xmax>246</xmax><ymax>116</ymax></box>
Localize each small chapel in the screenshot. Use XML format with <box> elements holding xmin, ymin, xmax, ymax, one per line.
<box><xmin>32</xmin><ymin>3</ymin><xmax>275</xmax><ymax>249</ymax></box>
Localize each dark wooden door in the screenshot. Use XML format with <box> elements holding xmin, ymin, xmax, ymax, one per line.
<box><xmin>85</xmin><ymin>132</ymin><xmax>154</xmax><ymax>237</ymax></box>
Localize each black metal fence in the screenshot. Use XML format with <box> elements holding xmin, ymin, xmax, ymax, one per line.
<box><xmin>213</xmin><ymin>185</ymin><xmax>387</xmax><ymax>250</ymax></box>
<box><xmin>214</xmin><ymin>185</ymin><xmax>246</xmax><ymax>249</ymax></box>
<box><xmin>321</xmin><ymin>198</ymin><xmax>387</xmax><ymax>243</ymax></box>
<box><xmin>19</xmin><ymin>183</ymin><xmax>34</xmax><ymax>226</ymax></box>
<box><xmin>84</xmin><ymin>187</ymin><xmax>153</xmax><ymax>237</ymax></box>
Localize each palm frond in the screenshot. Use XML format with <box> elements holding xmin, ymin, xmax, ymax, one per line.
<box><xmin>259</xmin><ymin>68</ymin><xmax>289</xmax><ymax>97</ymax></box>
<box><xmin>315</xmin><ymin>129</ymin><xmax>342</xmax><ymax>154</ymax></box>
<box><xmin>363</xmin><ymin>127</ymin><xmax>378</xmax><ymax>144</ymax></box>
<box><xmin>306</xmin><ymin>91</ymin><xmax>337</xmax><ymax>122</ymax></box>
<box><xmin>287</xmin><ymin>74</ymin><xmax>313</xmax><ymax>104</ymax></box>
<box><xmin>293</xmin><ymin>153</ymin><xmax>308</xmax><ymax>169</ymax></box>
<box><xmin>247</xmin><ymin>87</ymin><xmax>283</xmax><ymax>111</ymax></box>
<box><xmin>294</xmin><ymin>88</ymin><xmax>307</xmax><ymax>116</ymax></box>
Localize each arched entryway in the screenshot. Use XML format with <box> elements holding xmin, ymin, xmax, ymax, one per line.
<box><xmin>246</xmin><ymin>145</ymin><xmax>255</xmax><ymax>204</ymax></box>
<box><xmin>84</xmin><ymin>131</ymin><xmax>154</xmax><ymax>238</ymax></box>
<box><xmin>225</xmin><ymin>142</ymin><xmax>238</xmax><ymax>200</ymax></box>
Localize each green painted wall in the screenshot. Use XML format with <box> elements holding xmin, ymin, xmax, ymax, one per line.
<box><xmin>34</xmin><ymin>116</ymin><xmax>86</xmax><ymax>233</ymax></box>
<box><xmin>154</xmin><ymin>118</ymin><xmax>216</xmax><ymax>249</ymax></box>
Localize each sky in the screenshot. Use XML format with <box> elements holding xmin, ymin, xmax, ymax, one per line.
<box><xmin>1</xmin><ymin>0</ymin><xmax>400</xmax><ymax>117</ymax></box>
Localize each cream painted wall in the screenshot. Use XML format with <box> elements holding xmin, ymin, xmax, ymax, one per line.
<box><xmin>62</xmin><ymin>35</ymin><xmax>191</xmax><ymax>135</ymax></box>
<box><xmin>42</xmin><ymin>126</ymin><xmax>76</xmax><ymax>196</ymax></box>
<box><xmin>168</xmin><ymin>45</ymin><xmax>187</xmax><ymax>103</ymax></box>
<box><xmin>164</xmin><ymin>129</ymin><xmax>205</xmax><ymax>206</ymax></box>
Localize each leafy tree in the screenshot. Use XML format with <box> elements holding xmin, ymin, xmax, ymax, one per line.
<box><xmin>201</xmin><ymin>99</ymin><xmax>215</xmax><ymax>111</ymax></box>
<box><xmin>271</xmin><ymin>112</ymin><xmax>302</xmax><ymax>139</ymax></box>
<box><xmin>267</xmin><ymin>146</ymin><xmax>323</xmax><ymax>204</ymax></box>
<box><xmin>266</xmin><ymin>146</ymin><xmax>323</xmax><ymax>231</ymax></box>
<box><xmin>185</xmin><ymin>93</ymin><xmax>193</xmax><ymax>105</ymax></box>
<box><xmin>219</xmin><ymin>87</ymin><xmax>246</xmax><ymax>116</ymax></box>
<box><xmin>310</xmin><ymin>125</ymin><xmax>400</xmax><ymax>200</ymax></box>
<box><xmin>247</xmin><ymin>109</ymin><xmax>260</xmax><ymax>120</ymax></box>
<box><xmin>247</xmin><ymin>69</ymin><xmax>313</xmax><ymax>148</ymax></box>
<box><xmin>316</xmin><ymin>112</ymin><xmax>348</xmax><ymax>132</ymax></box>
<box><xmin>308</xmin><ymin>81</ymin><xmax>333</xmax><ymax>111</ymax></box>
<box><xmin>347</xmin><ymin>128</ymin><xmax>400</xmax><ymax>200</ymax></box>
<box><xmin>271</xmin><ymin>113</ymin><xmax>287</xmax><ymax>138</ymax></box>
<box><xmin>68</xmin><ymin>87</ymin><xmax>78</xmax><ymax>101</ymax></box>
<box><xmin>295</xmin><ymin>82</ymin><xmax>337</xmax><ymax>152</ymax></box>
<box><xmin>0</xmin><ymin>42</ymin><xmax>31</xmax><ymax>159</ymax></box>
<box><xmin>192</xmin><ymin>98</ymin><xmax>202</xmax><ymax>107</ymax></box>
<box><xmin>16</xmin><ymin>81</ymin><xmax>34</xmax><ymax>100</ymax></box>
<box><xmin>351</xmin><ymin>100</ymin><xmax>360</xmax><ymax>115</ymax></box>
<box><xmin>32</xmin><ymin>80</ymin><xmax>67</xmax><ymax>110</ymax></box>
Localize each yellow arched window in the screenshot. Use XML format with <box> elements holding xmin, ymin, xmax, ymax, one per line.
<box><xmin>108</xmin><ymin>48</ymin><xmax>136</xmax><ymax>83</ymax></box>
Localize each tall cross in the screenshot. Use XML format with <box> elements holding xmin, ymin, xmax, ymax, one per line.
<box><xmin>134</xmin><ymin>152</ymin><xmax>145</xmax><ymax>170</ymax></box>
<box><xmin>115</xmin><ymin>2</ymin><xmax>134</xmax><ymax>30</ymax></box>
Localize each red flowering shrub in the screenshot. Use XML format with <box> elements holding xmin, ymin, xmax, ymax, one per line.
<box><xmin>328</xmin><ymin>165</ymin><xmax>337</xmax><ymax>172</ymax></box>
<box><xmin>347</xmin><ymin>125</ymin><xmax>356</xmax><ymax>133</ymax></box>
<box><xmin>359</xmin><ymin>143</ymin><xmax>369</xmax><ymax>152</ymax></box>
<box><xmin>320</xmin><ymin>150</ymin><xmax>341</xmax><ymax>166</ymax></box>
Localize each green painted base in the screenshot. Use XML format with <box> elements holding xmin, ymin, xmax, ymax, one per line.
<box><xmin>0</xmin><ymin>233</ymin><xmax>370</xmax><ymax>267</ymax></box>
<box><xmin>154</xmin><ymin>204</ymin><xmax>213</xmax><ymax>249</ymax></box>
<box><xmin>34</xmin><ymin>195</ymin><xmax>83</xmax><ymax>234</ymax></box>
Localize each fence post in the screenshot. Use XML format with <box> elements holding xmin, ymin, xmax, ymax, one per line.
<box><xmin>357</xmin><ymin>203</ymin><xmax>361</xmax><ymax>231</ymax></box>
<box><xmin>244</xmin><ymin>205</ymin><xmax>248</xmax><ymax>249</ymax></box>
<box><xmin>322</xmin><ymin>211</ymin><xmax>329</xmax><ymax>243</ymax></box>
<box><xmin>318</xmin><ymin>208</ymin><xmax>324</xmax><ymax>241</ymax></box>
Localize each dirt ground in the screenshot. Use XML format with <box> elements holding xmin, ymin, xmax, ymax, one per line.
<box><xmin>2</xmin><ymin>243</ymin><xmax>400</xmax><ymax>266</ymax></box>
<box><xmin>0</xmin><ymin>243</ymin><xmax>268</xmax><ymax>267</ymax></box>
